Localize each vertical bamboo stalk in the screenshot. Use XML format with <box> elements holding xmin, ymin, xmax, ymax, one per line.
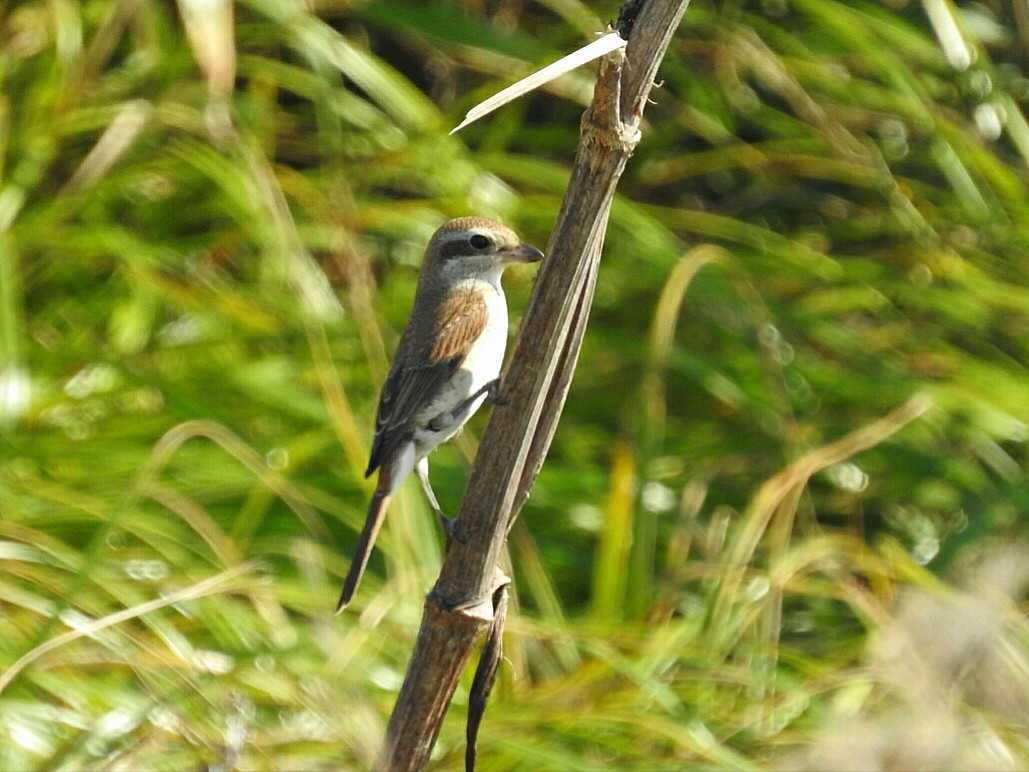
<box><xmin>377</xmin><ymin>2</ymin><xmax>692</xmax><ymax>768</ymax></box>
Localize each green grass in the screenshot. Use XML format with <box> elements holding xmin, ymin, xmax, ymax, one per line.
<box><xmin>1</xmin><ymin>0</ymin><xmax>1028</xmax><ymax>769</ymax></box>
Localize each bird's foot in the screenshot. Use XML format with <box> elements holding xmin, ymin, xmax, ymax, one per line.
<box><xmin>451</xmin><ymin>378</ymin><xmax>507</xmax><ymax>416</ymax></box>
<box><xmin>486</xmin><ymin>378</ymin><xmax>508</xmax><ymax>407</ymax></box>
<box><xmin>433</xmin><ymin>507</ymin><xmax>454</xmax><ymax>539</ymax></box>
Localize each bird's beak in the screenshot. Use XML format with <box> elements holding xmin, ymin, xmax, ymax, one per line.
<box><xmin>503</xmin><ymin>243</ymin><xmax>544</xmax><ymax>263</ymax></box>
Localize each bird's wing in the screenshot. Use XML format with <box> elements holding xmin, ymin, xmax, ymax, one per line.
<box><xmin>365</xmin><ymin>289</ymin><xmax>489</xmax><ymax>478</ymax></box>
<box><xmin>429</xmin><ymin>288</ymin><xmax>491</xmax><ymax>362</ymax></box>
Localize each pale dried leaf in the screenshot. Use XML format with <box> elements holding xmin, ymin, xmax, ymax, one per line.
<box><xmin>451</xmin><ymin>31</ymin><xmax>626</xmax><ymax>134</ymax></box>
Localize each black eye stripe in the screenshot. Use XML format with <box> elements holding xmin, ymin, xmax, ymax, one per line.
<box><xmin>438</xmin><ymin>240</ymin><xmax>470</xmax><ymax>260</ymax></box>
<box><xmin>437</xmin><ymin>234</ymin><xmax>493</xmax><ymax>259</ymax></box>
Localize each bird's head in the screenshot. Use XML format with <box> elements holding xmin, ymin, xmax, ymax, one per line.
<box><xmin>422</xmin><ymin>217</ymin><xmax>543</xmax><ymax>284</ymax></box>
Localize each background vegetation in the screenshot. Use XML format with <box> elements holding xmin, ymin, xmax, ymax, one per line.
<box><xmin>1</xmin><ymin>0</ymin><xmax>1028</xmax><ymax>768</ymax></box>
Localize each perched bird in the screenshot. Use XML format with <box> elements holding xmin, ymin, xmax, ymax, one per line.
<box><xmin>337</xmin><ymin>217</ymin><xmax>544</xmax><ymax>612</ymax></box>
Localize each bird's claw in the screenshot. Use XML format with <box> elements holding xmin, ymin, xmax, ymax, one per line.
<box><xmin>487</xmin><ymin>379</ymin><xmax>508</xmax><ymax>407</ymax></box>
<box><xmin>436</xmin><ymin>510</ymin><xmax>453</xmax><ymax>536</ymax></box>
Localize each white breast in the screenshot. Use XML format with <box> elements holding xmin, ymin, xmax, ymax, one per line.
<box><xmin>460</xmin><ymin>281</ymin><xmax>507</xmax><ymax>392</ymax></box>
<box><xmin>412</xmin><ymin>279</ymin><xmax>507</xmax><ymax>457</ymax></box>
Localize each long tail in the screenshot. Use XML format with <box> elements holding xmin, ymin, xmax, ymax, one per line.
<box><xmin>336</xmin><ymin>486</ymin><xmax>392</xmax><ymax>613</ymax></box>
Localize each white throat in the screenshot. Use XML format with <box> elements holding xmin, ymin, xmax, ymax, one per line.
<box><xmin>482</xmin><ymin>264</ymin><xmax>505</xmax><ymax>292</ymax></box>
<box><xmin>438</xmin><ymin>256</ymin><xmax>506</xmax><ymax>293</ymax></box>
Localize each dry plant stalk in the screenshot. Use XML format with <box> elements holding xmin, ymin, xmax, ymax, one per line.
<box><xmin>377</xmin><ymin>1</ymin><xmax>693</xmax><ymax>769</ymax></box>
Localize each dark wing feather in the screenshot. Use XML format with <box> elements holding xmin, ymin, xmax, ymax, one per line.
<box><xmin>365</xmin><ymin>289</ymin><xmax>488</xmax><ymax>477</ymax></box>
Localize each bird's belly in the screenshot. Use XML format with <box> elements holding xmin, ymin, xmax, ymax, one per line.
<box><xmin>412</xmin><ymin>310</ymin><xmax>506</xmax><ymax>457</ymax></box>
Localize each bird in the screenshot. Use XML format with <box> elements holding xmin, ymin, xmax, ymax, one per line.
<box><xmin>337</xmin><ymin>217</ymin><xmax>544</xmax><ymax>612</ymax></box>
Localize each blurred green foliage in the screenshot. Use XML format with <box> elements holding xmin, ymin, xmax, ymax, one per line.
<box><xmin>1</xmin><ymin>0</ymin><xmax>1028</xmax><ymax>769</ymax></box>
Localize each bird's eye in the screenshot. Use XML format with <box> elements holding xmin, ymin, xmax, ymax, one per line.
<box><xmin>469</xmin><ymin>234</ymin><xmax>491</xmax><ymax>250</ymax></box>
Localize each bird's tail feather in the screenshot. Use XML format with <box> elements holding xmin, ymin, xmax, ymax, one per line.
<box><xmin>336</xmin><ymin>487</ymin><xmax>392</xmax><ymax>613</ymax></box>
